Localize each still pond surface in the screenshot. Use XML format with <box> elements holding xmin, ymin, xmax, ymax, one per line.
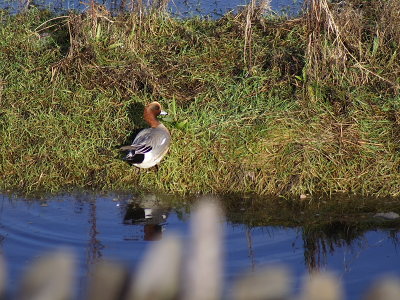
<box><xmin>0</xmin><ymin>192</ymin><xmax>399</xmax><ymax>299</ymax></box>
<box><xmin>1</xmin><ymin>0</ymin><xmax>303</xmax><ymax>16</ymax></box>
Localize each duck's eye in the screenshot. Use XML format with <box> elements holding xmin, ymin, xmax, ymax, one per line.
<box><xmin>153</xmin><ymin>105</ymin><xmax>160</xmax><ymax>111</ymax></box>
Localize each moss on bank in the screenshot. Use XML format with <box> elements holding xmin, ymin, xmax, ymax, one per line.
<box><xmin>0</xmin><ymin>0</ymin><xmax>399</xmax><ymax>196</ymax></box>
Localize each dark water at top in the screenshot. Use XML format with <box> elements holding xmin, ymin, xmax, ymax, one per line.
<box><xmin>0</xmin><ymin>192</ymin><xmax>399</xmax><ymax>299</ymax></box>
<box><xmin>0</xmin><ymin>0</ymin><xmax>303</xmax><ymax>16</ymax></box>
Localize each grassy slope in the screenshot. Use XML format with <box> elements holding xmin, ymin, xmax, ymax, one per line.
<box><xmin>0</xmin><ymin>2</ymin><xmax>399</xmax><ymax>196</ymax></box>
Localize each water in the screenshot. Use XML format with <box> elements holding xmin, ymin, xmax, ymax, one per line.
<box><xmin>0</xmin><ymin>0</ymin><xmax>303</xmax><ymax>16</ymax></box>
<box><xmin>0</xmin><ymin>192</ymin><xmax>399</xmax><ymax>299</ymax></box>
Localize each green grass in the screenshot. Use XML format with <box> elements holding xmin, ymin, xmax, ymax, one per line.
<box><xmin>0</xmin><ymin>2</ymin><xmax>399</xmax><ymax>197</ymax></box>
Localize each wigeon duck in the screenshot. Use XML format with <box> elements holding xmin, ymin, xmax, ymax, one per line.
<box><xmin>120</xmin><ymin>102</ymin><xmax>171</xmax><ymax>168</ymax></box>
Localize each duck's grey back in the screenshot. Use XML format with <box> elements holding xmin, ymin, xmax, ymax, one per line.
<box><xmin>132</xmin><ymin>124</ymin><xmax>171</xmax><ymax>157</ymax></box>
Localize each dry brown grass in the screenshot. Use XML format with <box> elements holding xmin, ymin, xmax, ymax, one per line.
<box><xmin>305</xmin><ymin>0</ymin><xmax>400</xmax><ymax>93</ymax></box>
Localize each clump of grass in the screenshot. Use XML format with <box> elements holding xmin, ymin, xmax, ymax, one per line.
<box><xmin>0</xmin><ymin>2</ymin><xmax>399</xmax><ymax>197</ymax></box>
<box><xmin>305</xmin><ymin>0</ymin><xmax>400</xmax><ymax>92</ymax></box>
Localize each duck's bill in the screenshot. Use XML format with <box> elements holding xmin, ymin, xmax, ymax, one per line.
<box><xmin>160</xmin><ymin>110</ymin><xmax>168</xmax><ymax>116</ymax></box>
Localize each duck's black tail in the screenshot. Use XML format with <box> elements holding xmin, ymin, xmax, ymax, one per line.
<box><xmin>122</xmin><ymin>150</ymin><xmax>145</xmax><ymax>164</ymax></box>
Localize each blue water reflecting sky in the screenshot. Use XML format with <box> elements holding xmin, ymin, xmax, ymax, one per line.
<box><xmin>0</xmin><ymin>0</ymin><xmax>303</xmax><ymax>16</ymax></box>
<box><xmin>0</xmin><ymin>193</ymin><xmax>399</xmax><ymax>299</ymax></box>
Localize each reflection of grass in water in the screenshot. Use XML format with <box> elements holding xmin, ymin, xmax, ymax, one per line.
<box><xmin>302</xmin><ymin>222</ymin><xmax>400</xmax><ymax>271</ymax></box>
<box><xmin>220</xmin><ymin>194</ymin><xmax>400</xmax><ymax>270</ymax></box>
<box><xmin>0</xmin><ymin>0</ymin><xmax>400</xmax><ymax>196</ymax></box>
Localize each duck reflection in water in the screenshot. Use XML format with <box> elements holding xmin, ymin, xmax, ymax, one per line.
<box><xmin>123</xmin><ymin>202</ymin><xmax>168</xmax><ymax>241</ymax></box>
